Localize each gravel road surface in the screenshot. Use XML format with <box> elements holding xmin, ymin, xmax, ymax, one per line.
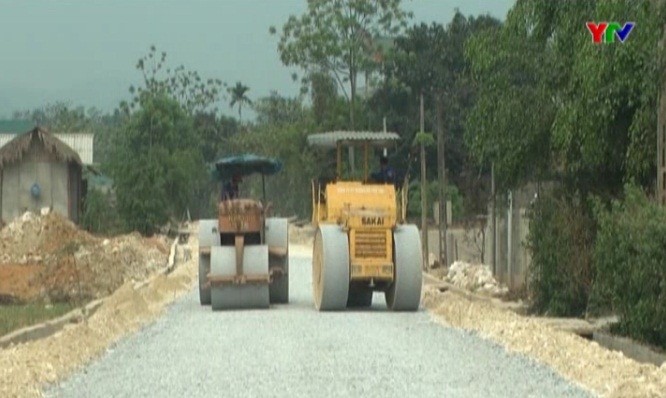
<box><xmin>46</xmin><ymin>247</ymin><xmax>591</xmax><ymax>398</ymax></box>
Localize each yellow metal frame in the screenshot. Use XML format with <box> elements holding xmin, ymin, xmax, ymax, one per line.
<box><xmin>349</xmin><ymin>228</ymin><xmax>393</xmax><ymax>280</ymax></box>
<box><xmin>310</xmin><ymin>136</ymin><xmax>412</xmax><ymax>283</ymax></box>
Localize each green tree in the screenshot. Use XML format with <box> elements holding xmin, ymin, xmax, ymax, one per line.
<box><xmin>228</xmin><ymin>81</ymin><xmax>252</xmax><ymax>123</ymax></box>
<box><xmin>124</xmin><ymin>45</ymin><xmax>226</xmax><ymax>115</ymax></box>
<box><xmin>253</xmin><ymin>91</ymin><xmax>308</xmax><ymax>126</ymax></box>
<box><xmin>108</xmin><ymin>95</ymin><xmax>205</xmax><ymax>235</ymax></box>
<box><xmin>465</xmin><ymin>3</ymin><xmax>554</xmax><ymax>193</ymax></box>
<box><xmin>13</xmin><ymin>102</ymin><xmax>91</xmax><ymax>132</ymax></box>
<box><xmin>372</xmin><ymin>13</ymin><xmax>499</xmax><ymax>214</ymax></box>
<box><xmin>467</xmin><ymin>0</ymin><xmax>666</xmax><ymax>322</ymax></box>
<box><xmin>193</xmin><ymin>112</ymin><xmax>239</xmax><ymax>164</ymax></box>
<box><xmin>271</xmin><ymin>0</ymin><xmax>412</xmax><ymax>130</ymax></box>
<box><xmin>465</xmin><ymin>0</ymin><xmax>665</xmax><ymax>196</ymax></box>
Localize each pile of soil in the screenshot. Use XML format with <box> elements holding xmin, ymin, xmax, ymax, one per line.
<box><xmin>0</xmin><ymin>225</ymin><xmax>197</xmax><ymax>398</ymax></box>
<box><xmin>444</xmin><ymin>260</ymin><xmax>508</xmax><ymax>297</ymax></box>
<box><xmin>0</xmin><ymin>211</ymin><xmax>170</xmax><ymax>303</ymax></box>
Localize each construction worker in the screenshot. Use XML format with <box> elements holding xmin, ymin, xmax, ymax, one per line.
<box><xmin>221</xmin><ymin>173</ymin><xmax>242</xmax><ymax>200</ymax></box>
<box><xmin>370</xmin><ymin>155</ymin><xmax>397</xmax><ymax>185</ymax></box>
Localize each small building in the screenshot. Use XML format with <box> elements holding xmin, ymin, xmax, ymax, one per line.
<box><xmin>0</xmin><ymin>127</ymin><xmax>83</xmax><ymax>226</ymax></box>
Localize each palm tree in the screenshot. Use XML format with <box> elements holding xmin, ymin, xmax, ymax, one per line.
<box><xmin>228</xmin><ymin>82</ymin><xmax>252</xmax><ymax>123</ymax></box>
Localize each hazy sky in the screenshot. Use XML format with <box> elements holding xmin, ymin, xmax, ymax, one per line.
<box><xmin>0</xmin><ymin>0</ymin><xmax>513</xmax><ymax>118</ymax></box>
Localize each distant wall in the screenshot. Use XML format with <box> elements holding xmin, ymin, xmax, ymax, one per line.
<box><xmin>426</xmin><ymin>182</ymin><xmax>547</xmax><ymax>291</ymax></box>
<box><xmin>427</xmin><ymin>226</ymin><xmax>486</xmax><ymax>267</ymax></box>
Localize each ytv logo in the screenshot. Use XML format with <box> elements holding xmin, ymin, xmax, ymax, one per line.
<box><xmin>586</xmin><ymin>22</ymin><xmax>635</xmax><ymax>43</ymax></box>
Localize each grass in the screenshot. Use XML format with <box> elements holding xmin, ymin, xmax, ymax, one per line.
<box><xmin>0</xmin><ymin>302</ymin><xmax>77</xmax><ymax>337</ymax></box>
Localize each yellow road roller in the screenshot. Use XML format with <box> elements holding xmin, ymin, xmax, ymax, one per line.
<box><xmin>308</xmin><ymin>131</ymin><xmax>422</xmax><ymax>311</ymax></box>
<box><xmin>198</xmin><ymin>154</ymin><xmax>289</xmax><ymax>310</ymax></box>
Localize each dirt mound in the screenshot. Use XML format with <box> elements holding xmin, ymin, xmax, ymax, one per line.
<box><xmin>0</xmin><ymin>211</ymin><xmax>170</xmax><ymax>303</ymax></box>
<box><xmin>444</xmin><ymin>261</ymin><xmax>508</xmax><ymax>297</ymax></box>
<box><xmin>0</xmin><ymin>231</ymin><xmax>198</xmax><ymax>398</ymax></box>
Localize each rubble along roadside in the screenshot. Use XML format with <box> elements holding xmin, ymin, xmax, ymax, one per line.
<box><xmin>0</xmin><ymin>223</ymin><xmax>198</xmax><ymax>398</ymax></box>
<box><xmin>423</xmin><ymin>283</ymin><xmax>666</xmax><ymax>398</ymax></box>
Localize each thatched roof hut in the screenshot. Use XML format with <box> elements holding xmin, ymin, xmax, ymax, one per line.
<box><xmin>0</xmin><ymin>127</ymin><xmax>82</xmax><ymax>169</ymax></box>
<box><xmin>0</xmin><ymin>127</ymin><xmax>84</xmax><ymax>225</ymax></box>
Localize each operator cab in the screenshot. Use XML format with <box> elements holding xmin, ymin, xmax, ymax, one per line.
<box><xmin>307</xmin><ymin>131</ymin><xmax>408</xmax><ymax>226</ymax></box>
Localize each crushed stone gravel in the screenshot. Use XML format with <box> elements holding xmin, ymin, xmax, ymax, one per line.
<box><xmin>45</xmin><ymin>246</ymin><xmax>590</xmax><ymax>398</ymax></box>
<box><xmin>423</xmin><ymin>287</ymin><xmax>666</xmax><ymax>398</ymax></box>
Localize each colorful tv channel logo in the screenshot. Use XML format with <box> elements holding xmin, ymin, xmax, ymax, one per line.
<box><xmin>586</xmin><ymin>22</ymin><xmax>635</xmax><ymax>44</ymax></box>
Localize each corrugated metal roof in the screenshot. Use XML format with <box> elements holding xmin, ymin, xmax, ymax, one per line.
<box><xmin>55</xmin><ymin>133</ymin><xmax>94</xmax><ymax>164</ymax></box>
<box><xmin>307</xmin><ymin>131</ymin><xmax>400</xmax><ymax>148</ymax></box>
<box><xmin>0</xmin><ymin>134</ymin><xmax>13</xmax><ymax>148</ymax></box>
<box><xmin>0</xmin><ymin>132</ymin><xmax>93</xmax><ymax>164</ymax></box>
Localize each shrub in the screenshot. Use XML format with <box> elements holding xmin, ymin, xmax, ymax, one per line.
<box><xmin>593</xmin><ymin>184</ymin><xmax>666</xmax><ymax>348</ymax></box>
<box><xmin>526</xmin><ymin>191</ymin><xmax>596</xmax><ymax>316</ymax></box>
<box><xmin>81</xmin><ymin>189</ymin><xmax>125</xmax><ymax>235</ymax></box>
<box><xmin>408</xmin><ymin>180</ymin><xmax>463</xmax><ymax>220</ymax></box>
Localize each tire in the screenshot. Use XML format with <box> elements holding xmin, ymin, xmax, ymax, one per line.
<box><xmin>197</xmin><ymin>219</ymin><xmax>218</xmax><ymax>306</ymax></box>
<box><xmin>266</xmin><ymin>218</ymin><xmax>289</xmax><ymax>304</ymax></box>
<box><xmin>385</xmin><ymin>224</ymin><xmax>423</xmax><ymax>311</ymax></box>
<box><xmin>198</xmin><ymin>256</ymin><xmax>211</xmax><ymax>305</ymax></box>
<box><xmin>312</xmin><ymin>225</ymin><xmax>350</xmax><ymax>311</ymax></box>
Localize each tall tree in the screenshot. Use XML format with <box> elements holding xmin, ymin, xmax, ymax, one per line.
<box><xmin>465</xmin><ymin>0</ymin><xmax>665</xmax><ymax>195</ymax></box>
<box><xmin>108</xmin><ymin>95</ymin><xmax>205</xmax><ymax>234</ymax></box>
<box><xmin>253</xmin><ymin>91</ymin><xmax>307</xmax><ymax>126</ymax></box>
<box><xmin>379</xmin><ymin>13</ymin><xmax>500</xmax><ymax>213</ymax></box>
<box><xmin>465</xmin><ymin>1</ymin><xmax>557</xmax><ymax>192</ymax></box>
<box><xmin>309</xmin><ymin>72</ymin><xmax>339</xmax><ymax>126</ymax></box>
<box><xmin>125</xmin><ymin>45</ymin><xmax>226</xmax><ymax>115</ymax></box>
<box><xmin>228</xmin><ymin>81</ymin><xmax>252</xmax><ymax>123</ymax></box>
<box><xmin>271</xmin><ymin>0</ymin><xmax>411</xmax><ymax>132</ymax></box>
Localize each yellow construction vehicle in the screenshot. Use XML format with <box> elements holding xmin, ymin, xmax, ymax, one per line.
<box><xmin>198</xmin><ymin>154</ymin><xmax>289</xmax><ymax>310</ymax></box>
<box><xmin>308</xmin><ymin>131</ymin><xmax>422</xmax><ymax>311</ymax></box>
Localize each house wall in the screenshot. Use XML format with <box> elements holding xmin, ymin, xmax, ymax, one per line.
<box><xmin>0</xmin><ymin>141</ymin><xmax>80</xmax><ymax>224</ymax></box>
<box><xmin>68</xmin><ymin>162</ymin><xmax>81</xmax><ymax>223</ymax></box>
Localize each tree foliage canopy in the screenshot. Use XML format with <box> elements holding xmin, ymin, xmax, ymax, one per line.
<box><xmin>228</xmin><ymin>81</ymin><xmax>253</xmax><ymax>122</ymax></box>
<box><xmin>273</xmin><ymin>0</ymin><xmax>411</xmax><ymax>130</ymax></box>
<box><xmin>124</xmin><ymin>45</ymin><xmax>226</xmax><ymax>115</ymax></box>
<box><xmin>108</xmin><ymin>94</ymin><xmax>205</xmax><ymax>234</ymax></box>
<box><xmin>465</xmin><ymin>0</ymin><xmax>666</xmax><ymax>195</ymax></box>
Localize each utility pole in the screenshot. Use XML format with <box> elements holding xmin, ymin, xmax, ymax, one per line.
<box><xmin>658</xmin><ymin>20</ymin><xmax>666</xmax><ymax>205</ymax></box>
<box><xmin>420</xmin><ymin>92</ymin><xmax>429</xmax><ymax>269</ymax></box>
<box><xmin>436</xmin><ymin>98</ymin><xmax>447</xmax><ymax>268</ymax></box>
<box><xmin>491</xmin><ymin>162</ymin><xmax>496</xmax><ymax>275</ymax></box>
<box><xmin>383</xmin><ymin>117</ymin><xmax>388</xmax><ymax>156</ymax></box>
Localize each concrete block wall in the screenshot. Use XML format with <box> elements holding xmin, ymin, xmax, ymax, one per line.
<box><xmin>424</xmin><ymin>182</ymin><xmax>547</xmax><ymax>291</ymax></box>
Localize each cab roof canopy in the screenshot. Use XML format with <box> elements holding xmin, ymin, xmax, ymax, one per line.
<box><xmin>211</xmin><ymin>153</ymin><xmax>282</xmax><ymax>180</ymax></box>
<box><xmin>307</xmin><ymin>131</ymin><xmax>400</xmax><ymax>149</ymax></box>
